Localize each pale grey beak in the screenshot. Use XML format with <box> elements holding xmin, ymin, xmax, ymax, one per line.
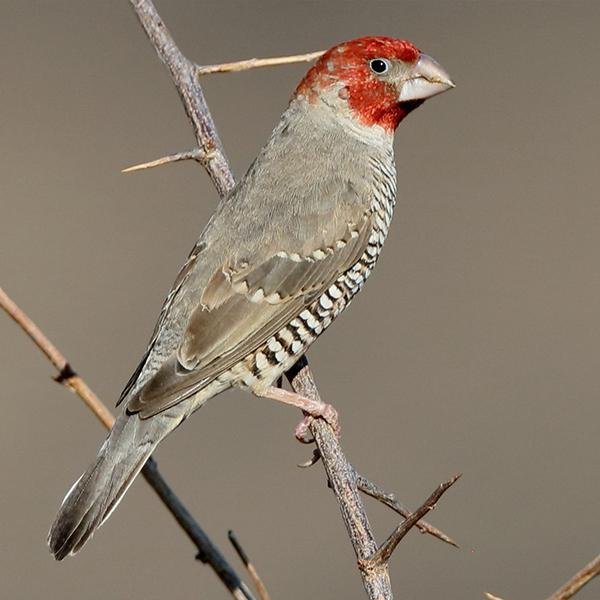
<box><xmin>398</xmin><ymin>54</ymin><xmax>455</xmax><ymax>103</ymax></box>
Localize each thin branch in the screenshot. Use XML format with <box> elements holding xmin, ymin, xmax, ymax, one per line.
<box><xmin>484</xmin><ymin>594</ymin><xmax>506</xmax><ymax>600</ymax></box>
<box><xmin>130</xmin><ymin>0</ymin><xmax>235</xmax><ymax>198</ymax></box>
<box><xmin>196</xmin><ymin>50</ymin><xmax>324</xmax><ymax>75</ymax></box>
<box><xmin>356</xmin><ymin>474</ymin><xmax>459</xmax><ymax>548</ymax></box>
<box><xmin>228</xmin><ymin>531</ymin><xmax>272</xmax><ymax>600</ymax></box>
<box><xmin>362</xmin><ymin>475</ymin><xmax>460</xmax><ymax>571</ymax></box>
<box><xmin>0</xmin><ymin>285</ymin><xmax>255</xmax><ymax>600</ymax></box>
<box><xmin>546</xmin><ymin>554</ymin><xmax>600</xmax><ymax>600</ymax></box>
<box><xmin>122</xmin><ymin>148</ymin><xmax>210</xmax><ymax>173</ymax></box>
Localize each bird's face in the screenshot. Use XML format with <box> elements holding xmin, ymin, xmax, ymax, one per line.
<box><xmin>295</xmin><ymin>36</ymin><xmax>454</xmax><ymax>133</ymax></box>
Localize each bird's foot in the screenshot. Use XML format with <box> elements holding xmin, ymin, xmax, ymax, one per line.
<box><xmin>257</xmin><ymin>385</ymin><xmax>340</xmax><ymax>442</ymax></box>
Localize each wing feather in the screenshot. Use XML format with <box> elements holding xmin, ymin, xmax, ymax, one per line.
<box><xmin>127</xmin><ymin>213</ymin><xmax>373</xmax><ymax>417</ymax></box>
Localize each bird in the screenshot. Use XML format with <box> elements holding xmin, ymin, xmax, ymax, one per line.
<box><xmin>48</xmin><ymin>35</ymin><xmax>454</xmax><ymax>559</ymax></box>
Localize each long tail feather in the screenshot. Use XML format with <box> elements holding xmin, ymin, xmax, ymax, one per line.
<box><xmin>48</xmin><ymin>411</ymin><xmax>177</xmax><ymax>559</ymax></box>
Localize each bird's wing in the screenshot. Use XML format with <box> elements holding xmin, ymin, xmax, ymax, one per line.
<box><xmin>127</xmin><ymin>210</ymin><xmax>373</xmax><ymax>418</ymax></box>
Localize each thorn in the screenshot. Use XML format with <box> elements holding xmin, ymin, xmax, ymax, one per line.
<box><xmin>122</xmin><ymin>148</ymin><xmax>206</xmax><ymax>173</ymax></box>
<box><xmin>297</xmin><ymin>448</ymin><xmax>321</xmax><ymax>468</ymax></box>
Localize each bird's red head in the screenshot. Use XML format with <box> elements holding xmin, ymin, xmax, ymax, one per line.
<box><xmin>295</xmin><ymin>36</ymin><xmax>453</xmax><ymax>133</ymax></box>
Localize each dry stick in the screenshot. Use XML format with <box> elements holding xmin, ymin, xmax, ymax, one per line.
<box><xmin>129</xmin><ymin>1</ymin><xmax>457</xmax><ymax>598</ymax></box>
<box><xmin>228</xmin><ymin>531</ymin><xmax>272</xmax><ymax>600</ymax></box>
<box><xmin>361</xmin><ymin>475</ymin><xmax>460</xmax><ymax>571</ymax></box>
<box><xmin>545</xmin><ymin>554</ymin><xmax>600</xmax><ymax>600</ymax></box>
<box><xmin>0</xmin><ymin>286</ymin><xmax>255</xmax><ymax>600</ymax></box>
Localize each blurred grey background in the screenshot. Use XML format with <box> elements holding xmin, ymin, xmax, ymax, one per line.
<box><xmin>1</xmin><ymin>1</ymin><xmax>599</xmax><ymax>598</ymax></box>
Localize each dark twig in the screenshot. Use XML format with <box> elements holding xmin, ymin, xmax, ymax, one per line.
<box><xmin>145</xmin><ymin>461</ymin><xmax>255</xmax><ymax>600</ymax></box>
<box><xmin>0</xmin><ymin>286</ymin><xmax>254</xmax><ymax>600</ymax></box>
<box><xmin>356</xmin><ymin>474</ymin><xmax>459</xmax><ymax>548</ymax></box>
<box><xmin>361</xmin><ymin>475</ymin><xmax>460</xmax><ymax>572</ymax></box>
<box><xmin>228</xmin><ymin>531</ymin><xmax>272</xmax><ymax>600</ymax></box>
<box><xmin>545</xmin><ymin>554</ymin><xmax>600</xmax><ymax>600</ymax></box>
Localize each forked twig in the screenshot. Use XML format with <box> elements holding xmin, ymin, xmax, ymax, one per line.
<box><xmin>356</xmin><ymin>473</ymin><xmax>459</xmax><ymax>548</ymax></box>
<box><xmin>361</xmin><ymin>475</ymin><xmax>460</xmax><ymax>572</ymax></box>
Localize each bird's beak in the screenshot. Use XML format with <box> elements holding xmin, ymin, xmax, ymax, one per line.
<box><xmin>398</xmin><ymin>54</ymin><xmax>455</xmax><ymax>103</ymax></box>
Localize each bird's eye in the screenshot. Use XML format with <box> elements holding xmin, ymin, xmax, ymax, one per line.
<box><xmin>369</xmin><ymin>58</ymin><xmax>390</xmax><ymax>75</ymax></box>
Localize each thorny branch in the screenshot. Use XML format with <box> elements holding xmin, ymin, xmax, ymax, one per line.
<box><xmin>360</xmin><ymin>475</ymin><xmax>460</xmax><ymax>572</ymax></box>
<box><xmin>129</xmin><ymin>0</ymin><xmax>234</xmax><ymax>198</ymax></box>
<box><xmin>356</xmin><ymin>473</ymin><xmax>458</xmax><ymax>547</ymax></box>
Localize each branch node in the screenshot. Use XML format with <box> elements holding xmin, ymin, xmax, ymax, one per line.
<box><xmin>53</xmin><ymin>362</ymin><xmax>77</xmax><ymax>383</ymax></box>
<box><xmin>364</xmin><ymin>474</ymin><xmax>460</xmax><ymax>569</ymax></box>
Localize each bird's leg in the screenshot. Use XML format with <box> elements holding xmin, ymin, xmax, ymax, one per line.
<box><xmin>255</xmin><ymin>385</ymin><xmax>340</xmax><ymax>442</ymax></box>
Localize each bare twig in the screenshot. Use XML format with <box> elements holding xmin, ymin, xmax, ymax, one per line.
<box><xmin>546</xmin><ymin>554</ymin><xmax>600</xmax><ymax>600</ymax></box>
<box><xmin>361</xmin><ymin>475</ymin><xmax>460</xmax><ymax>571</ymax></box>
<box><xmin>228</xmin><ymin>531</ymin><xmax>272</xmax><ymax>600</ymax></box>
<box><xmin>356</xmin><ymin>473</ymin><xmax>459</xmax><ymax>548</ymax></box>
<box><xmin>122</xmin><ymin>148</ymin><xmax>211</xmax><ymax>173</ymax></box>
<box><xmin>196</xmin><ymin>50</ymin><xmax>324</xmax><ymax>75</ymax></box>
<box><xmin>0</xmin><ymin>285</ymin><xmax>255</xmax><ymax>600</ymax></box>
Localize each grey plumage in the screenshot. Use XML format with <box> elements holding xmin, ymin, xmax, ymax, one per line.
<box><xmin>48</xmin><ymin>37</ymin><xmax>454</xmax><ymax>559</ymax></box>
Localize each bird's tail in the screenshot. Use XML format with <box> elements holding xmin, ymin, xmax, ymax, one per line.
<box><xmin>48</xmin><ymin>409</ymin><xmax>180</xmax><ymax>560</ymax></box>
